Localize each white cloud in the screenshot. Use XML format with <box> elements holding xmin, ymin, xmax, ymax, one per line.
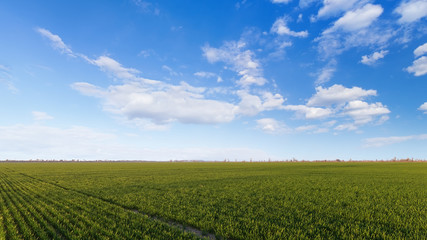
<box><xmin>285</xmin><ymin>85</ymin><xmax>388</xmax><ymax>130</ymax></box>
<box><xmin>414</xmin><ymin>42</ymin><xmax>427</xmax><ymax>57</ymax></box>
<box><xmin>194</xmin><ymin>71</ymin><xmax>216</xmax><ymax>78</ymax></box>
<box><xmin>202</xmin><ymin>41</ymin><xmax>266</xmax><ymax>86</ymax></box>
<box><xmin>32</xmin><ymin>111</ymin><xmax>54</xmax><ymax>121</ymax></box>
<box><xmin>407</xmin><ymin>56</ymin><xmax>427</xmax><ymax>76</ymax></box>
<box><xmin>236</xmin><ymin>91</ymin><xmax>286</xmax><ymax>116</ymax></box>
<box><xmin>316</xmin><ymin>0</ymin><xmax>374</xmax><ymax>19</ymax></box>
<box><xmin>316</xmin><ymin>67</ymin><xmax>336</xmax><ymax>84</ymax></box>
<box><xmin>316</xmin><ymin>24</ymin><xmax>393</xmax><ymax>58</ymax></box>
<box><xmin>307</xmin><ymin>84</ymin><xmax>377</xmax><ymax>107</ymax></box>
<box><xmin>283</xmin><ymin>105</ymin><xmax>333</xmax><ymax>119</ymax></box>
<box><xmin>361</xmin><ymin>50</ymin><xmax>389</xmax><ymax>65</ymax></box>
<box><xmin>91</xmin><ymin>56</ymin><xmax>140</xmax><ymax>79</ymax></box>
<box><xmin>316</xmin><ymin>3</ymin><xmax>391</xmax><ymax>58</ymax></box>
<box><xmin>271</xmin><ymin>17</ymin><xmax>308</xmax><ymax>37</ymax></box>
<box><xmin>364</xmin><ymin>134</ymin><xmax>427</xmax><ymax>147</ymax></box>
<box><xmin>271</xmin><ymin>0</ymin><xmax>292</xmax><ymax>3</ymax></box>
<box><xmin>73</xmin><ymin>81</ymin><xmax>239</xmax><ymax>125</ymax></box>
<box><xmin>295</xmin><ymin>125</ymin><xmax>317</xmax><ymax>132</ymax></box>
<box><xmin>0</xmin><ymin>65</ymin><xmax>18</xmax><ymax>93</ymax></box>
<box><xmin>316</xmin><ymin>60</ymin><xmax>337</xmax><ymax>85</ymax></box>
<box><xmin>324</xmin><ymin>4</ymin><xmax>383</xmax><ymax>33</ymax></box>
<box><xmin>342</xmin><ymin>100</ymin><xmax>390</xmax><ymax>125</ymax></box>
<box><xmin>297</xmin><ymin>14</ymin><xmax>303</xmax><ymax>22</ymax></box>
<box><xmin>132</xmin><ymin>0</ymin><xmax>160</xmax><ymax>15</ymax></box>
<box><xmin>334</xmin><ymin>123</ymin><xmax>358</xmax><ymax>131</ymax></box>
<box><xmin>0</xmin><ymin>64</ymin><xmax>9</xmax><ymax>72</ymax></box>
<box><xmin>419</xmin><ymin>102</ymin><xmax>427</xmax><ymax>113</ymax></box>
<box><xmin>71</xmin><ymin>82</ymin><xmax>106</xmax><ymax>97</ymax></box>
<box><xmin>256</xmin><ymin>118</ymin><xmax>290</xmax><ymax>134</ymax></box>
<box><xmin>395</xmin><ymin>0</ymin><xmax>427</xmax><ymax>23</ymax></box>
<box><xmin>299</xmin><ymin>0</ymin><xmax>317</xmax><ymax>8</ymax></box>
<box><xmin>36</xmin><ymin>28</ymin><xmax>75</xmax><ymax>57</ymax></box>
<box><xmin>162</xmin><ymin>65</ymin><xmax>181</xmax><ymax>76</ymax></box>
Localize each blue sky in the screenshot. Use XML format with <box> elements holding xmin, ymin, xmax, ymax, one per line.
<box><xmin>1</xmin><ymin>0</ymin><xmax>426</xmax><ymax>161</ymax></box>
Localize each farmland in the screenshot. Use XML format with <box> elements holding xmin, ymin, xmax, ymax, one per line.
<box><xmin>0</xmin><ymin>162</ymin><xmax>426</xmax><ymax>239</ymax></box>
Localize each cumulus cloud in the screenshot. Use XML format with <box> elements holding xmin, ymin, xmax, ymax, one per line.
<box><xmin>36</xmin><ymin>28</ymin><xmax>285</xmax><ymax>129</ymax></box>
<box><xmin>202</xmin><ymin>41</ymin><xmax>266</xmax><ymax>86</ymax></box>
<box><xmin>32</xmin><ymin>111</ymin><xmax>54</xmax><ymax>121</ymax></box>
<box><xmin>284</xmin><ymin>84</ymin><xmax>388</xmax><ymax>130</ymax></box>
<box><xmin>36</xmin><ymin>28</ymin><xmax>75</xmax><ymax>57</ymax></box>
<box><xmin>236</xmin><ymin>90</ymin><xmax>286</xmax><ymax>116</ymax></box>
<box><xmin>307</xmin><ymin>84</ymin><xmax>377</xmax><ymax>107</ymax></box>
<box><xmin>271</xmin><ymin>16</ymin><xmax>308</xmax><ymax>37</ymax></box>
<box><xmin>341</xmin><ymin>100</ymin><xmax>390</xmax><ymax>125</ymax></box>
<box><xmin>407</xmin><ymin>43</ymin><xmax>427</xmax><ymax>76</ymax></box>
<box><xmin>407</xmin><ymin>56</ymin><xmax>427</xmax><ymax>76</ymax></box>
<box><xmin>364</xmin><ymin>134</ymin><xmax>427</xmax><ymax>147</ymax></box>
<box><xmin>324</xmin><ymin>4</ymin><xmax>383</xmax><ymax>33</ymax></box>
<box><xmin>361</xmin><ymin>50</ymin><xmax>389</xmax><ymax>65</ymax></box>
<box><xmin>419</xmin><ymin>102</ymin><xmax>427</xmax><ymax>113</ymax></box>
<box><xmin>256</xmin><ymin>118</ymin><xmax>290</xmax><ymax>134</ymax></box>
<box><xmin>73</xmin><ymin>81</ymin><xmax>238</xmax><ymax>125</ymax></box>
<box><xmin>395</xmin><ymin>0</ymin><xmax>427</xmax><ymax>23</ymax></box>
<box><xmin>414</xmin><ymin>42</ymin><xmax>427</xmax><ymax>57</ymax></box>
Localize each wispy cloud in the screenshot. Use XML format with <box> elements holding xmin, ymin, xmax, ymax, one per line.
<box><xmin>36</xmin><ymin>27</ymin><xmax>75</xmax><ymax>57</ymax></box>
<box><xmin>364</xmin><ymin>134</ymin><xmax>427</xmax><ymax>147</ymax></box>
<box><xmin>202</xmin><ymin>41</ymin><xmax>267</xmax><ymax>87</ymax></box>
<box><xmin>316</xmin><ymin>0</ymin><xmax>361</xmax><ymax>19</ymax></box>
<box><xmin>32</xmin><ymin>111</ymin><xmax>54</xmax><ymax>121</ymax></box>
<box><xmin>0</xmin><ymin>64</ymin><xmax>18</xmax><ymax>93</ymax></box>
<box><xmin>361</xmin><ymin>50</ymin><xmax>389</xmax><ymax>65</ymax></box>
<box><xmin>132</xmin><ymin>0</ymin><xmax>160</xmax><ymax>15</ymax></box>
<box><xmin>316</xmin><ymin>60</ymin><xmax>337</xmax><ymax>85</ymax></box>
<box><xmin>194</xmin><ymin>71</ymin><xmax>216</xmax><ymax>78</ymax></box>
<box><xmin>271</xmin><ymin>0</ymin><xmax>292</xmax><ymax>4</ymax></box>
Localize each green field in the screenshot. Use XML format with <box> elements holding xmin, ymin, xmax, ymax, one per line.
<box><xmin>0</xmin><ymin>162</ymin><xmax>426</xmax><ymax>239</ymax></box>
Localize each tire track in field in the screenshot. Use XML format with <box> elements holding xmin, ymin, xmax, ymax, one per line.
<box><xmin>7</xmin><ymin>169</ymin><xmax>223</xmax><ymax>240</ymax></box>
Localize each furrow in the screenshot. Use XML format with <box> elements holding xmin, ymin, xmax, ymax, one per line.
<box><xmin>16</xmin><ymin>170</ymin><xmax>220</xmax><ymax>240</ymax></box>
<box><xmin>0</xmin><ymin>173</ymin><xmax>29</xmax><ymax>240</ymax></box>
<box><xmin>7</xmin><ymin>175</ymin><xmax>129</xmax><ymax>238</ymax></box>
<box><xmin>1</xmin><ymin>174</ymin><xmax>65</xmax><ymax>239</ymax></box>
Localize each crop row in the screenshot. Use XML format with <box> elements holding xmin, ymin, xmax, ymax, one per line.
<box><xmin>0</xmin><ymin>168</ymin><xmax>199</xmax><ymax>240</ymax></box>
<box><xmin>2</xmin><ymin>162</ymin><xmax>426</xmax><ymax>239</ymax></box>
